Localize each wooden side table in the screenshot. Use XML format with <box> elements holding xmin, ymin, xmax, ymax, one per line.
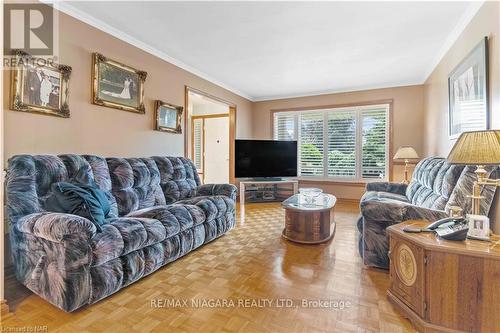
<box><xmin>387</xmin><ymin>220</ymin><xmax>500</xmax><ymax>333</ymax></box>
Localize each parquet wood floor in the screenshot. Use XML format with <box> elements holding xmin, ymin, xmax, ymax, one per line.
<box><xmin>1</xmin><ymin>202</ymin><xmax>415</xmax><ymax>332</ymax></box>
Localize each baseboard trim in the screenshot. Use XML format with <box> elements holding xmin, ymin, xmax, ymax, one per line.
<box><xmin>337</xmin><ymin>198</ymin><xmax>360</xmax><ymax>205</ymax></box>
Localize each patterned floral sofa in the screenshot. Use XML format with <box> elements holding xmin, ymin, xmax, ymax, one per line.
<box><xmin>357</xmin><ymin>157</ymin><xmax>498</xmax><ymax>269</ymax></box>
<box><xmin>6</xmin><ymin>154</ymin><xmax>237</xmax><ymax>312</ymax></box>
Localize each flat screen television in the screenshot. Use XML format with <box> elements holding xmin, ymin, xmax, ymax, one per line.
<box><xmin>235</xmin><ymin>139</ymin><xmax>297</xmax><ymax>178</ymax></box>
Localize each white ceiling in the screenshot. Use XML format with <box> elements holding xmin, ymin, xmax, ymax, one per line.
<box><xmin>55</xmin><ymin>1</ymin><xmax>482</xmax><ymax>101</ymax></box>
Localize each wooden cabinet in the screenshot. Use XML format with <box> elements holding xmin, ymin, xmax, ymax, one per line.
<box><xmin>387</xmin><ymin>220</ymin><xmax>500</xmax><ymax>333</ymax></box>
<box><xmin>389</xmin><ymin>236</ymin><xmax>425</xmax><ymax>318</ymax></box>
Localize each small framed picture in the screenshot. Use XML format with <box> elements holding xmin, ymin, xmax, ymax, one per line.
<box><xmin>467</xmin><ymin>214</ymin><xmax>490</xmax><ymax>240</ymax></box>
<box><xmin>11</xmin><ymin>50</ymin><xmax>71</xmax><ymax>117</ymax></box>
<box><xmin>155</xmin><ymin>100</ymin><xmax>183</xmax><ymax>133</ymax></box>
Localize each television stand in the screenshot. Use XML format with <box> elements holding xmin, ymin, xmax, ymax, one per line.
<box><xmin>239</xmin><ymin>179</ymin><xmax>298</xmax><ymax>205</ymax></box>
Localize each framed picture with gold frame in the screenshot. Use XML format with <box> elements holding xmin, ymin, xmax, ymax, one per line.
<box><xmin>155</xmin><ymin>100</ymin><xmax>183</xmax><ymax>133</ymax></box>
<box><xmin>10</xmin><ymin>50</ymin><xmax>71</xmax><ymax>118</ymax></box>
<box><xmin>92</xmin><ymin>52</ymin><xmax>147</xmax><ymax>113</ymax></box>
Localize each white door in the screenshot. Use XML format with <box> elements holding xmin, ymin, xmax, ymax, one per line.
<box><xmin>203</xmin><ymin>116</ymin><xmax>229</xmax><ymax>184</ymax></box>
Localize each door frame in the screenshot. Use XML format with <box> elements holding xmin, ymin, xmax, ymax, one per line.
<box><xmin>191</xmin><ymin>114</ymin><xmax>230</xmax><ymax>184</ymax></box>
<box><xmin>184</xmin><ymin>86</ymin><xmax>237</xmax><ymax>184</ymax></box>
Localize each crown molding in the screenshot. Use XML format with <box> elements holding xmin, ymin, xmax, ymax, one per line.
<box><xmin>252</xmin><ymin>80</ymin><xmax>423</xmax><ymax>102</ymax></box>
<box><xmin>44</xmin><ymin>0</ymin><xmax>255</xmax><ymax>101</ymax></box>
<box><xmin>421</xmin><ymin>1</ymin><xmax>485</xmax><ymax>83</ymax></box>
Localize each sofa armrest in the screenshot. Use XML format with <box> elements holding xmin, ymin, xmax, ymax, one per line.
<box><xmin>17</xmin><ymin>212</ymin><xmax>97</xmax><ymax>243</ymax></box>
<box><xmin>361</xmin><ymin>199</ymin><xmax>448</xmax><ymax>223</ymax></box>
<box><xmin>359</xmin><ymin>196</ymin><xmax>449</xmax><ymax>270</ymax></box>
<box><xmin>196</xmin><ymin>184</ymin><xmax>237</xmax><ymax>201</ymax></box>
<box><xmin>366</xmin><ymin>182</ymin><xmax>408</xmax><ymax>196</ymax></box>
<box><xmin>12</xmin><ymin>212</ymin><xmax>95</xmax><ymax>312</ymax></box>
<box><xmin>404</xmin><ymin>205</ymin><xmax>449</xmax><ymax>222</ymax></box>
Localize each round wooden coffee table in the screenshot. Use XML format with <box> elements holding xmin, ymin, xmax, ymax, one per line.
<box><xmin>281</xmin><ymin>193</ymin><xmax>337</xmax><ymax>244</ymax></box>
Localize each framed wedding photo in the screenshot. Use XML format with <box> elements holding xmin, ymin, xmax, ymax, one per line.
<box><xmin>448</xmin><ymin>37</ymin><xmax>489</xmax><ymax>138</ymax></box>
<box><xmin>155</xmin><ymin>100</ymin><xmax>183</xmax><ymax>133</ymax></box>
<box><xmin>92</xmin><ymin>53</ymin><xmax>147</xmax><ymax>113</ymax></box>
<box><xmin>11</xmin><ymin>50</ymin><xmax>71</xmax><ymax>118</ymax></box>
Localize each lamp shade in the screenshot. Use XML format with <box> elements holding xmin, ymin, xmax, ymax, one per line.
<box><xmin>447</xmin><ymin>130</ymin><xmax>500</xmax><ymax>165</ymax></box>
<box><xmin>393</xmin><ymin>146</ymin><xmax>419</xmax><ymax>160</ymax></box>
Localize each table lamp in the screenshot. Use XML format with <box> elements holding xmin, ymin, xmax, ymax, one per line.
<box><xmin>447</xmin><ymin>130</ymin><xmax>500</xmax><ymax>215</ymax></box>
<box><xmin>393</xmin><ymin>146</ymin><xmax>419</xmax><ymax>184</ymax></box>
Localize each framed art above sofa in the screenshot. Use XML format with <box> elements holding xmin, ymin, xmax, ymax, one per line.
<box><xmin>10</xmin><ymin>50</ymin><xmax>72</xmax><ymax>118</ymax></box>
<box><xmin>448</xmin><ymin>37</ymin><xmax>489</xmax><ymax>138</ymax></box>
<box><xmin>92</xmin><ymin>52</ymin><xmax>147</xmax><ymax>113</ymax></box>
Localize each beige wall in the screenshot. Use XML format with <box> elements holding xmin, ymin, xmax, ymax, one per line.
<box><xmin>251</xmin><ymin>85</ymin><xmax>425</xmax><ymax>199</ymax></box>
<box><xmin>3</xmin><ymin>8</ymin><xmax>253</xmax><ymax>161</ymax></box>
<box><xmin>423</xmin><ymin>1</ymin><xmax>500</xmax><ymax>230</ymax></box>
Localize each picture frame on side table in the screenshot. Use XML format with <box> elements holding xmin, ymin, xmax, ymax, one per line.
<box><xmin>155</xmin><ymin>100</ymin><xmax>183</xmax><ymax>133</ymax></box>
<box><xmin>467</xmin><ymin>214</ymin><xmax>490</xmax><ymax>241</ymax></box>
<box><xmin>11</xmin><ymin>50</ymin><xmax>72</xmax><ymax>118</ymax></box>
<box><xmin>448</xmin><ymin>37</ymin><xmax>489</xmax><ymax>138</ymax></box>
<box><xmin>92</xmin><ymin>52</ymin><xmax>147</xmax><ymax>113</ymax></box>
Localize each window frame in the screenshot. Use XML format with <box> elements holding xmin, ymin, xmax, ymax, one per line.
<box><xmin>271</xmin><ymin>100</ymin><xmax>393</xmax><ymax>183</ymax></box>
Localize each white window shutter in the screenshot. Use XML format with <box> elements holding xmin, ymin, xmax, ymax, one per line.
<box><xmin>193</xmin><ymin>118</ymin><xmax>203</xmax><ymax>172</ymax></box>
<box><xmin>298</xmin><ymin>112</ymin><xmax>324</xmax><ymax>176</ymax></box>
<box><xmin>273</xmin><ymin>104</ymin><xmax>389</xmax><ymax>181</ymax></box>
<box><xmin>273</xmin><ymin>113</ymin><xmax>296</xmax><ymax>140</ymax></box>
<box><xmin>327</xmin><ymin>110</ymin><xmax>357</xmax><ymax>178</ymax></box>
<box><xmin>361</xmin><ymin>106</ymin><xmax>388</xmax><ymax>179</ymax></box>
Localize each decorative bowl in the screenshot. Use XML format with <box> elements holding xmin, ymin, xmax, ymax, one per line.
<box><xmin>299</xmin><ymin>188</ymin><xmax>323</xmax><ymax>203</ymax></box>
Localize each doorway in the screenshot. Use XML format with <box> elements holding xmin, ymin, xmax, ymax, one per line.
<box><xmin>185</xmin><ymin>87</ymin><xmax>236</xmax><ymax>184</ymax></box>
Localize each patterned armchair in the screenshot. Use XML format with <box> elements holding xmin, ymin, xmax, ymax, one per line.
<box><xmin>357</xmin><ymin>157</ymin><xmax>498</xmax><ymax>269</ymax></box>
<box><xmin>6</xmin><ymin>154</ymin><xmax>237</xmax><ymax>312</ymax></box>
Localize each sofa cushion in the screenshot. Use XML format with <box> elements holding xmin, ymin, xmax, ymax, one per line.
<box><xmin>107</xmin><ymin>158</ymin><xmax>166</xmax><ymax>216</ymax></box>
<box><xmin>127</xmin><ymin>204</ymin><xmax>205</xmax><ymax>234</ymax></box>
<box><xmin>176</xmin><ymin>195</ymin><xmax>234</xmax><ymax>222</ymax></box>
<box><xmin>152</xmin><ymin>157</ymin><xmax>200</xmax><ymax>204</ymax></box>
<box><xmin>62</xmin><ymin>154</ymin><xmax>119</xmax><ymax>218</ymax></box>
<box><xmin>33</xmin><ymin>155</ymin><xmax>68</xmax><ymax>203</ymax></box>
<box><xmin>81</xmin><ymin>155</ymin><xmax>119</xmax><ymax>218</ymax></box>
<box><xmin>405</xmin><ymin>157</ymin><xmax>465</xmax><ymax>211</ymax></box>
<box><xmin>7</xmin><ymin>155</ymin><xmax>43</xmax><ymax>221</ymax></box>
<box><xmin>91</xmin><ymin>217</ymin><xmax>166</xmax><ymax>266</ymax></box>
<box><xmin>361</xmin><ymin>191</ymin><xmax>409</xmax><ymax>204</ymax></box>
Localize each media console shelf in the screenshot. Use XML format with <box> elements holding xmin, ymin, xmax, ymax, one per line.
<box><xmin>239</xmin><ymin>180</ymin><xmax>298</xmax><ymax>204</ymax></box>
